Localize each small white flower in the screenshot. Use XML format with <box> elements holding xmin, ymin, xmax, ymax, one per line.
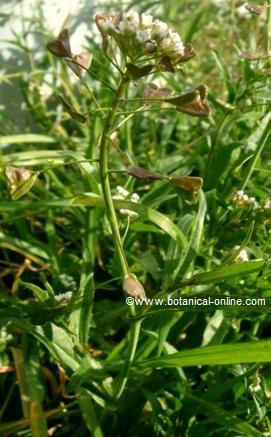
<box><xmin>131</xmin><ymin>192</ymin><xmax>140</xmax><ymax>203</ymax></box>
<box><xmin>125</xmin><ymin>11</ymin><xmax>140</xmax><ymax>27</ymax></box>
<box><xmin>234</xmin><ymin>246</ymin><xmax>249</xmax><ymax>263</ymax></box>
<box><xmin>116</xmin><ymin>185</ymin><xmax>129</xmax><ymax>198</ymax></box>
<box><xmin>118</xmin><ymin>20</ymin><xmax>128</xmax><ymax>33</ymax></box>
<box><xmin>120</xmin><ymin>209</ymin><xmax>138</xmax><ymax>218</ymax></box>
<box><xmin>55</xmin><ymin>291</ymin><xmax>73</xmax><ymax>303</ymax></box>
<box><xmin>237</xmin><ymin>4</ymin><xmax>251</xmax><ymax>19</ymax></box>
<box><xmin>115</xmin><ymin>187</ymin><xmax>140</xmax><ymax>218</ymax></box>
<box><xmin>264</xmin><ymin>199</ymin><xmax>271</xmax><ymax>209</ymax></box>
<box><xmin>159</xmin><ymin>30</ymin><xmax>184</xmax><ymax>57</ymax></box>
<box><xmin>136</xmin><ymin>28</ymin><xmax>152</xmax><ymax>44</ymax></box>
<box><xmin>141</xmin><ymin>13</ymin><xmax>153</xmax><ymax>28</ymax></box>
<box><xmin>232</xmin><ymin>191</ymin><xmax>259</xmax><ymax>209</ymax></box>
<box><xmin>95</xmin><ymin>11</ymin><xmax>186</xmax><ymax>63</ymax></box>
<box><xmin>151</xmin><ymin>20</ymin><xmax>168</xmax><ymax>40</ymax></box>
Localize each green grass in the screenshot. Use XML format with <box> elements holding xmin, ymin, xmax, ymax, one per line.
<box><xmin>1</xmin><ymin>1</ymin><xmax>271</xmax><ymax>435</ymax></box>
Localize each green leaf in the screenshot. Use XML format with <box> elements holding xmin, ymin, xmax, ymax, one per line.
<box><xmin>0</xmin><ymin>231</ymin><xmax>49</xmax><ymax>265</ymax></box>
<box><xmin>30</xmin><ymin>323</ymin><xmax>82</xmax><ymax>372</ymax></box>
<box><xmin>78</xmin><ymin>389</ymin><xmax>105</xmax><ymax>437</ymax></box>
<box><xmin>0</xmin><ymin>134</ymin><xmax>55</xmax><ymax>147</ymax></box>
<box><xmin>173</xmin><ymin>190</ymin><xmax>206</xmax><ymax>281</ymax></box>
<box><xmin>212</xmin><ymin>50</ymin><xmax>236</xmax><ymax>102</ymax></box>
<box><xmin>185</xmin><ymin>394</ymin><xmax>263</xmax><ymax>437</ymax></box>
<box><xmin>71</xmin><ymin>195</ymin><xmax>188</xmax><ymax>250</ymax></box>
<box><xmin>138</xmin><ymin>340</ymin><xmax>271</xmax><ymax>368</ymax></box>
<box><xmin>69</xmin><ymin>273</ymin><xmax>94</xmax><ymax>348</ymax></box>
<box><xmin>183</xmin><ymin>259</ymin><xmax>265</xmax><ymax>286</ymax></box>
<box><xmin>241</xmin><ymin>112</ymin><xmax>271</xmax><ymax>190</ymax></box>
<box><xmin>20</xmin><ymin>282</ymin><xmax>49</xmax><ymax>302</ymax></box>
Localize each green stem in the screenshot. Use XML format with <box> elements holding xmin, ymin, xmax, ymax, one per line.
<box><xmin>114</xmin><ymin>314</ymin><xmax>142</xmax><ymax>400</ymax></box>
<box><xmin>266</xmin><ymin>0</ymin><xmax>271</xmax><ymax>56</ymax></box>
<box><xmin>99</xmin><ymin>77</ymin><xmax>130</xmax><ymax>279</ymax></box>
<box><xmin>98</xmin><ymin>76</ymin><xmax>142</xmax><ymax>400</ymax></box>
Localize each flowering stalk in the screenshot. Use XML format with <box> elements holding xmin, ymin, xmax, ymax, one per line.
<box><xmin>99</xmin><ymin>76</ymin><xmax>130</xmax><ymax>279</ymax></box>
<box><xmin>98</xmin><ymin>74</ymin><xmax>142</xmax><ymax>400</ymax></box>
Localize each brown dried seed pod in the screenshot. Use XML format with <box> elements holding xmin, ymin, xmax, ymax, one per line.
<box><xmin>123</xmin><ymin>275</ymin><xmax>146</xmax><ymax>299</ymax></box>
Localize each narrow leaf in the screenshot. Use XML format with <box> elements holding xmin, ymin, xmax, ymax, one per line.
<box><xmin>186</xmin><ymin>259</ymin><xmax>265</xmax><ymax>286</ymax></box>
<box><xmin>138</xmin><ymin>340</ymin><xmax>271</xmax><ymax>368</ymax></box>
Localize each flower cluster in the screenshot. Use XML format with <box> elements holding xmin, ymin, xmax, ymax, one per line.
<box><xmin>233</xmin><ymin>246</ymin><xmax>249</xmax><ymax>263</ymax></box>
<box><xmin>113</xmin><ymin>185</ymin><xmax>140</xmax><ymax>218</ymax></box>
<box><xmin>55</xmin><ymin>291</ymin><xmax>73</xmax><ymax>303</ymax></box>
<box><xmin>232</xmin><ymin>190</ymin><xmax>259</xmax><ymax>209</ymax></box>
<box><xmin>95</xmin><ymin>11</ymin><xmax>192</xmax><ymax>65</ymax></box>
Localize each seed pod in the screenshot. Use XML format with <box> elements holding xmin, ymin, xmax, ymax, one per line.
<box><xmin>123</xmin><ymin>275</ymin><xmax>146</xmax><ymax>299</ymax></box>
<box><xmin>47</xmin><ymin>29</ymin><xmax>73</xmax><ymax>59</ymax></box>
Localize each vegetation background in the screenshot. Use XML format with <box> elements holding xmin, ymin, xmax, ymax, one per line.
<box><xmin>0</xmin><ymin>0</ymin><xmax>271</xmax><ymax>435</ymax></box>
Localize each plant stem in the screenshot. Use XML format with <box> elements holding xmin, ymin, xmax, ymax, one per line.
<box><xmin>114</xmin><ymin>314</ymin><xmax>142</xmax><ymax>400</ymax></box>
<box><xmin>99</xmin><ymin>77</ymin><xmax>130</xmax><ymax>279</ymax></box>
<box><xmin>266</xmin><ymin>0</ymin><xmax>271</xmax><ymax>56</ymax></box>
<box><xmin>98</xmin><ymin>76</ymin><xmax>142</xmax><ymax>400</ymax></box>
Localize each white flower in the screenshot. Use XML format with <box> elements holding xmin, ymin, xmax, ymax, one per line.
<box><xmin>236</xmin><ymin>4</ymin><xmax>251</xmax><ymax>19</ymax></box>
<box><xmin>114</xmin><ymin>186</ymin><xmax>140</xmax><ymax>218</ymax></box>
<box><xmin>234</xmin><ymin>246</ymin><xmax>249</xmax><ymax>263</ymax></box>
<box><xmin>95</xmin><ymin>11</ymin><xmax>186</xmax><ymax>62</ymax></box>
<box><xmin>55</xmin><ymin>291</ymin><xmax>73</xmax><ymax>303</ymax></box>
<box><xmin>159</xmin><ymin>30</ymin><xmax>185</xmax><ymax>57</ymax></box>
<box><xmin>116</xmin><ymin>185</ymin><xmax>129</xmax><ymax>198</ymax></box>
<box><xmin>131</xmin><ymin>192</ymin><xmax>140</xmax><ymax>203</ymax></box>
<box><xmin>136</xmin><ymin>28</ymin><xmax>152</xmax><ymax>44</ymax></box>
<box><xmin>125</xmin><ymin>11</ymin><xmax>140</xmax><ymax>28</ymax></box>
<box><xmin>141</xmin><ymin>13</ymin><xmax>153</xmax><ymax>28</ymax></box>
<box><xmin>232</xmin><ymin>191</ymin><xmax>259</xmax><ymax>209</ymax></box>
<box><xmin>151</xmin><ymin>20</ymin><xmax>168</xmax><ymax>40</ymax></box>
<box><xmin>264</xmin><ymin>199</ymin><xmax>271</xmax><ymax>209</ymax></box>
